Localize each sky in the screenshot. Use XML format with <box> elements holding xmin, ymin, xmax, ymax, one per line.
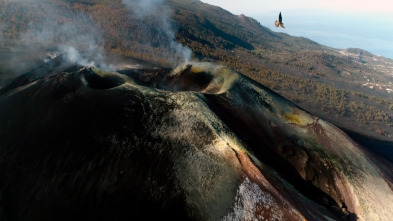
<box><xmin>200</xmin><ymin>0</ymin><xmax>393</xmax><ymax>59</ymax></box>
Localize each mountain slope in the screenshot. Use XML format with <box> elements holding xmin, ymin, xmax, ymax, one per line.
<box><xmin>0</xmin><ymin>0</ymin><xmax>392</xmax><ymax>139</ymax></box>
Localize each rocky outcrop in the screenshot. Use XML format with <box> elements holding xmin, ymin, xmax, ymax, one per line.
<box><xmin>1</xmin><ymin>61</ymin><xmax>392</xmax><ymax>220</ymax></box>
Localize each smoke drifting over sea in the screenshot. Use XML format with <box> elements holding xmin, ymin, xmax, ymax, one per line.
<box><xmin>122</xmin><ymin>0</ymin><xmax>192</xmax><ymax>64</ymax></box>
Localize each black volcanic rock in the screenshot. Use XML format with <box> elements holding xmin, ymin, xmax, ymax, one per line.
<box><xmin>1</xmin><ymin>61</ymin><xmax>393</xmax><ymax>220</ymax></box>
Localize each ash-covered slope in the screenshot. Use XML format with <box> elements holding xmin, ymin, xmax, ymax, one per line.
<box><xmin>1</xmin><ymin>60</ymin><xmax>392</xmax><ymax>220</ymax></box>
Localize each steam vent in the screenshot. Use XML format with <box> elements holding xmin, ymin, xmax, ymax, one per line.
<box><xmin>1</xmin><ymin>57</ymin><xmax>393</xmax><ymax>221</ymax></box>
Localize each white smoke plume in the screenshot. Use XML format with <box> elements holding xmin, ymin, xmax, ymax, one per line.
<box><xmin>0</xmin><ymin>0</ymin><xmax>112</xmax><ymax>87</ymax></box>
<box><xmin>122</xmin><ymin>0</ymin><xmax>192</xmax><ymax>65</ymax></box>
<box><xmin>0</xmin><ymin>0</ymin><xmax>191</xmax><ymax>87</ymax></box>
<box><xmin>19</xmin><ymin>17</ymin><xmax>108</xmax><ymax>66</ymax></box>
<box><xmin>124</xmin><ymin>0</ymin><xmax>164</xmax><ymax>19</ymax></box>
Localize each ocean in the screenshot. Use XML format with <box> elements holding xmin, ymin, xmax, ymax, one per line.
<box><xmin>255</xmin><ymin>10</ymin><xmax>393</xmax><ymax>59</ymax></box>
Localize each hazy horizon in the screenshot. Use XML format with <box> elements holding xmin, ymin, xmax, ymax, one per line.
<box><xmin>201</xmin><ymin>1</ymin><xmax>393</xmax><ymax>59</ymax></box>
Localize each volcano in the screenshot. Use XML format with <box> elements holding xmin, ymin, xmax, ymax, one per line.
<box><xmin>1</xmin><ymin>57</ymin><xmax>393</xmax><ymax>221</ymax></box>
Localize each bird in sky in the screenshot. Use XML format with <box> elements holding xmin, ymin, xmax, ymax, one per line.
<box><xmin>274</xmin><ymin>12</ymin><xmax>285</xmax><ymax>28</ymax></box>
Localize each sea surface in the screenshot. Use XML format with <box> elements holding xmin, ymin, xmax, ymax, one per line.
<box><xmin>255</xmin><ymin>10</ymin><xmax>393</xmax><ymax>59</ymax></box>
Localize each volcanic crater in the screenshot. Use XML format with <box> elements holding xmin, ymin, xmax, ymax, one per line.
<box><xmin>1</xmin><ymin>57</ymin><xmax>393</xmax><ymax>220</ymax></box>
